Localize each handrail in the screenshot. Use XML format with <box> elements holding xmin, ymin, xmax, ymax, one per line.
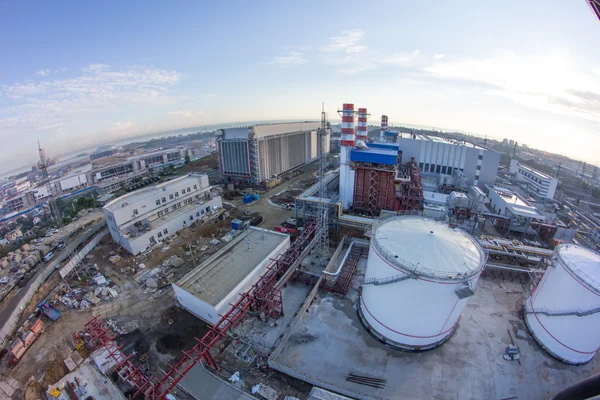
<box><xmin>369</xmin><ymin>217</ymin><xmax>485</xmax><ymax>281</ymax></box>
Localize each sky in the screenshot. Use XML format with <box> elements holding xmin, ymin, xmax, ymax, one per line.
<box><xmin>0</xmin><ymin>0</ymin><xmax>599</xmax><ymax>174</ymax></box>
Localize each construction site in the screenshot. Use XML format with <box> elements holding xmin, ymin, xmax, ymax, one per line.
<box><xmin>0</xmin><ymin>105</ymin><xmax>598</xmax><ymax>400</ymax></box>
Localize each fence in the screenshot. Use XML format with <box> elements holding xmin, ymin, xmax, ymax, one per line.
<box><xmin>0</xmin><ymin>221</ymin><xmax>107</xmax><ymax>350</ymax></box>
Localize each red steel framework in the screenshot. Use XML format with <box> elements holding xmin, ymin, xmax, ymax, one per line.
<box><xmin>82</xmin><ymin>221</ymin><xmax>320</xmax><ymax>399</ymax></box>
<box><xmin>352</xmin><ymin>157</ymin><xmax>423</xmax><ymax>216</ymax></box>
<box><xmin>321</xmin><ymin>244</ymin><xmax>367</xmax><ymax>294</ymax></box>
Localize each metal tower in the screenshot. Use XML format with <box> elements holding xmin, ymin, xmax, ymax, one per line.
<box><xmin>38</xmin><ymin>141</ymin><xmax>63</xmax><ymax>227</ymax></box>
<box><xmin>317</xmin><ymin>104</ymin><xmax>330</xmax><ymax>262</ymax></box>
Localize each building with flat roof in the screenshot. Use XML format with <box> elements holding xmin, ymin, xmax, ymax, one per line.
<box><xmin>217</xmin><ymin>122</ymin><xmax>329</xmax><ymax>186</ymax></box>
<box><xmin>486</xmin><ymin>185</ymin><xmax>546</xmax><ymax>234</ymax></box>
<box><xmin>103</xmin><ymin>174</ymin><xmax>222</xmax><ymax>255</ymax></box>
<box><xmin>509</xmin><ymin>159</ymin><xmax>558</xmax><ymax>200</ymax></box>
<box><xmin>173</xmin><ymin>227</ymin><xmax>290</xmax><ymax>325</ymax></box>
<box><xmin>395</xmin><ymin>134</ymin><xmax>500</xmax><ymax>189</ymax></box>
<box><xmin>5</xmin><ymin>191</ymin><xmax>36</xmax><ymax>213</ymax></box>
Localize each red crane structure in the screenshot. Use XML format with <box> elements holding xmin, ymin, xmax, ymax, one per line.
<box><xmin>81</xmin><ymin>220</ymin><xmax>320</xmax><ymax>399</ymax></box>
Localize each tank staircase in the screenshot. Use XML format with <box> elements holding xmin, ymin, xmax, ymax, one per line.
<box><xmin>321</xmin><ymin>245</ymin><xmax>366</xmax><ymax>294</ymax></box>
<box><xmin>361</xmin><ymin>272</ymin><xmax>413</xmax><ymax>286</ymax></box>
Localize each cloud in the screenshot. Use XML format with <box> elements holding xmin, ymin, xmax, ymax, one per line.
<box><xmin>434</xmin><ymin>53</ymin><xmax>445</xmax><ymax>60</ymax></box>
<box><xmin>168</xmin><ymin>110</ymin><xmax>206</xmax><ymax>118</ymax></box>
<box><xmin>268</xmin><ymin>51</ymin><xmax>307</xmax><ymax>65</ymax></box>
<box><xmin>422</xmin><ymin>51</ymin><xmax>600</xmax><ymax>122</ymax></box>
<box><xmin>319</xmin><ymin>30</ymin><xmax>367</xmax><ymax>54</ymax></box>
<box><xmin>107</xmin><ymin>121</ymin><xmax>135</xmax><ymax>133</ymax></box>
<box><xmin>203</xmin><ymin>93</ymin><xmax>218</xmax><ymax>98</ymax></box>
<box><xmin>382</xmin><ymin>50</ymin><xmax>422</xmax><ymax>66</ymax></box>
<box><xmin>0</xmin><ymin>64</ymin><xmax>182</xmax><ymax>138</ymax></box>
<box><xmin>34</xmin><ymin>67</ymin><xmax>66</xmax><ymax>77</ymax></box>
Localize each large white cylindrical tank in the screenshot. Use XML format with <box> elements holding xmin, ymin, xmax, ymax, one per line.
<box><xmin>524</xmin><ymin>244</ymin><xmax>600</xmax><ymax>364</ymax></box>
<box><xmin>358</xmin><ymin>216</ymin><xmax>485</xmax><ymax>350</ymax></box>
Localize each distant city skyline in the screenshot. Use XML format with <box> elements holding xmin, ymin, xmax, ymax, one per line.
<box><xmin>1</xmin><ymin>1</ymin><xmax>599</xmax><ymax>174</ymax></box>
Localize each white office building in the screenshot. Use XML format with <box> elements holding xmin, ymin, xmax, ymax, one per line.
<box><xmin>103</xmin><ymin>174</ymin><xmax>222</xmax><ymax>255</ymax></box>
<box><xmin>509</xmin><ymin>159</ymin><xmax>558</xmax><ymax>200</ymax></box>
<box><xmin>486</xmin><ymin>185</ymin><xmax>546</xmax><ymax>234</ymax></box>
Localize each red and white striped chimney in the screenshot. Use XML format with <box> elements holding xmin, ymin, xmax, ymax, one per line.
<box><xmin>380</xmin><ymin>115</ymin><xmax>388</xmax><ymax>140</ymax></box>
<box><xmin>356</xmin><ymin>108</ymin><xmax>368</xmax><ymax>142</ymax></box>
<box><xmin>339</xmin><ymin>103</ymin><xmax>356</xmax><ymax>147</ymax></box>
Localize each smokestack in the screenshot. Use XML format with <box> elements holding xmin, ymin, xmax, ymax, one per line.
<box><xmin>339</xmin><ymin>103</ymin><xmax>356</xmax><ymax>147</ymax></box>
<box><xmin>356</xmin><ymin>108</ymin><xmax>369</xmax><ymax>143</ymax></box>
<box><xmin>380</xmin><ymin>115</ymin><xmax>388</xmax><ymax>140</ymax></box>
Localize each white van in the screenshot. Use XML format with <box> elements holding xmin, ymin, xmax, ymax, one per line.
<box><xmin>43</xmin><ymin>252</ymin><xmax>55</xmax><ymax>262</ymax></box>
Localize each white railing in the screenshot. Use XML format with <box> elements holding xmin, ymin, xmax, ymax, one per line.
<box><xmin>370</xmin><ymin>217</ymin><xmax>485</xmax><ymax>281</ymax></box>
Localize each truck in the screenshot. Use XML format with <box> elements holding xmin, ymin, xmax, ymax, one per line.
<box><xmin>39</xmin><ymin>300</ymin><xmax>61</xmax><ymax>321</ymax></box>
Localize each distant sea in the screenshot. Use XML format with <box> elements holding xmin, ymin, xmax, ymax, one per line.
<box><xmin>1</xmin><ymin>119</ymin><xmax>496</xmax><ymax>179</ymax></box>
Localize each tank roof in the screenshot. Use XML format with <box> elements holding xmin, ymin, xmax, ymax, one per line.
<box><xmin>373</xmin><ymin>217</ymin><xmax>484</xmax><ymax>279</ymax></box>
<box><xmin>557</xmin><ymin>244</ymin><xmax>600</xmax><ymax>292</ymax></box>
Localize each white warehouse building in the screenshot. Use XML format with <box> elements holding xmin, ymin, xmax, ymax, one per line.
<box><xmin>103</xmin><ymin>174</ymin><xmax>222</xmax><ymax>255</ymax></box>
<box><xmin>509</xmin><ymin>159</ymin><xmax>558</xmax><ymax>200</ymax></box>
<box><xmin>173</xmin><ymin>227</ymin><xmax>290</xmax><ymax>325</ymax></box>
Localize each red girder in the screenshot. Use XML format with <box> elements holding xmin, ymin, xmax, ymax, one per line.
<box><xmin>152</xmin><ymin>220</ymin><xmax>319</xmax><ymax>399</ymax></box>
<box><xmin>79</xmin><ymin>221</ymin><xmax>320</xmax><ymax>399</ymax></box>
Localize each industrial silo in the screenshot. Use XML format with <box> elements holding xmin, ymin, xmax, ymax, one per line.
<box><xmin>524</xmin><ymin>244</ymin><xmax>600</xmax><ymax>364</ymax></box>
<box><xmin>358</xmin><ymin>216</ymin><xmax>486</xmax><ymax>350</ymax></box>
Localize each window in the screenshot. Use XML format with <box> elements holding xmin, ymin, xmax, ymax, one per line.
<box><xmin>441</xmin><ymin>166</ymin><xmax>447</xmax><ymax>174</ymax></box>
<box><xmin>183</xmin><ymin>199</ymin><xmax>187</xmax><ymax>205</ymax></box>
<box><xmin>133</xmin><ymin>209</ymin><xmax>139</xmax><ymax>216</ymax></box>
<box><xmin>187</xmin><ymin>187</ymin><xmax>191</xmax><ymax>193</ymax></box>
<box><xmin>196</xmin><ymin>212</ymin><xmax>200</xmax><ymax>217</ymax></box>
<box><xmin>193</xmin><ymin>185</ymin><xmax>197</xmax><ymax>190</ymax></box>
<box><xmin>424</xmin><ymin>163</ymin><xmax>429</xmax><ymax>172</ymax></box>
<box><xmin>419</xmin><ymin>162</ymin><xmax>424</xmax><ymax>170</ymax></box>
<box><xmin>175</xmin><ymin>192</ymin><xmax>179</xmax><ymax>198</ymax></box>
<box><xmin>162</xmin><ymin>197</ymin><xmax>166</xmax><ymax>203</ymax></box>
<box><xmin>163</xmin><ymin>229</ymin><xmax>168</xmax><ymax>234</ymax></box>
<box><xmin>158</xmin><ymin>211</ymin><xmax>164</xmax><ymax>218</ymax></box>
<box><xmin>435</xmin><ymin>165</ymin><xmax>441</xmax><ymax>173</ymax></box>
<box><xmin>181</xmin><ymin>190</ymin><xmax>185</xmax><ymax>196</ymax></box>
<box><xmin>476</xmin><ymin>165</ymin><xmax>481</xmax><ymax>171</ymax></box>
<box><xmin>205</xmin><ymin>206</ymin><xmax>210</xmax><ymax>214</ymax></box>
<box><xmin>164</xmin><ymin>208</ymin><xmax>169</xmax><ymax>214</ymax></box>
<box><xmin>177</xmin><ymin>202</ymin><xmax>181</xmax><ymax>209</ymax></box>
<box><xmin>156</xmin><ymin>200</ymin><xmax>161</xmax><ymax>206</ymax></box>
<box><xmin>189</xmin><ymin>215</ymin><xmax>193</xmax><ymax>221</ymax></box>
<box><xmin>157</xmin><ymin>232</ymin><xmax>163</xmax><ymax>238</ymax></box>
<box><xmin>201</xmin><ymin>209</ymin><xmax>205</xmax><ymax>215</ymax></box>
<box><xmin>169</xmin><ymin>194</ymin><xmax>174</xmax><ymax>199</ymax></box>
<box><xmin>478</xmin><ymin>154</ymin><xmax>483</xmax><ymax>160</ymax></box>
<box><xmin>172</xmin><ymin>205</ymin><xmax>177</xmax><ymax>211</ymax></box>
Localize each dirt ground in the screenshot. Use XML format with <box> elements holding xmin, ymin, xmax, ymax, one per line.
<box><xmin>1</xmin><ymin>163</ymin><xmax>325</xmax><ymax>399</ymax></box>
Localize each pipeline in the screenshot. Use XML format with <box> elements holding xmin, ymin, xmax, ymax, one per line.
<box><xmin>525</xmin><ymin>306</ymin><xmax>600</xmax><ymax>317</ymax></box>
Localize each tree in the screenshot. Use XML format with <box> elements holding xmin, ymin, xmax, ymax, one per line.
<box><xmin>185</xmin><ymin>154</ymin><xmax>190</xmax><ymax>165</ymax></box>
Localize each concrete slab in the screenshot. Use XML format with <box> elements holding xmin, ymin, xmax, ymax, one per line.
<box><xmin>232</xmin><ymin>282</ymin><xmax>311</xmax><ymax>353</ymax></box>
<box><xmin>178</xmin><ymin>362</ymin><xmax>256</xmax><ymax>400</ymax></box>
<box><xmin>47</xmin><ymin>358</ymin><xmax>126</xmax><ymax>400</ymax></box>
<box><xmin>269</xmin><ymin>263</ymin><xmax>600</xmax><ymax>400</ymax></box>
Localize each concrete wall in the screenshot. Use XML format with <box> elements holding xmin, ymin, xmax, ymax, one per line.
<box><xmin>59</xmin><ymin>228</ymin><xmax>109</xmax><ymax>278</ymax></box>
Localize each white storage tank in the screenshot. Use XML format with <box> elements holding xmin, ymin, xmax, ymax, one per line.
<box><xmin>524</xmin><ymin>244</ymin><xmax>600</xmax><ymax>364</ymax></box>
<box><xmin>358</xmin><ymin>216</ymin><xmax>486</xmax><ymax>350</ymax></box>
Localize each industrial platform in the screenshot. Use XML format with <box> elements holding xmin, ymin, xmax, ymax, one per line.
<box><xmin>269</xmin><ymin>258</ymin><xmax>600</xmax><ymax>400</ymax></box>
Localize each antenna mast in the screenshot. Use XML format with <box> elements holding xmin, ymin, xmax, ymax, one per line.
<box><xmin>38</xmin><ymin>141</ymin><xmax>63</xmax><ymax>227</ymax></box>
